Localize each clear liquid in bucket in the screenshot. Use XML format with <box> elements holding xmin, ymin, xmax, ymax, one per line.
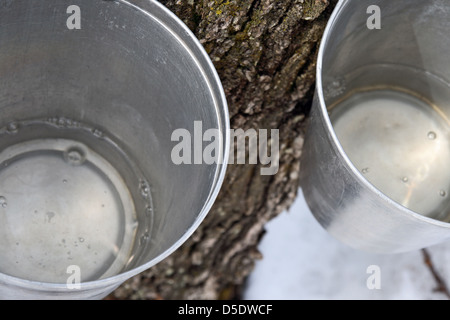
<box><xmin>330</xmin><ymin>89</ymin><xmax>450</xmax><ymax>221</ymax></box>
<box><xmin>0</xmin><ymin>118</ymin><xmax>152</xmax><ymax>283</ymax></box>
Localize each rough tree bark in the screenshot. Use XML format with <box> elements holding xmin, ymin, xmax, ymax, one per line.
<box><xmin>110</xmin><ymin>0</ymin><xmax>337</xmax><ymax>300</ymax></box>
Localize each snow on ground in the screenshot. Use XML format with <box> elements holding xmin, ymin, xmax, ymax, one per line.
<box><xmin>244</xmin><ymin>189</ymin><xmax>450</xmax><ymax>300</ymax></box>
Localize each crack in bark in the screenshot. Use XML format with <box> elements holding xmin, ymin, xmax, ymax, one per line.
<box><xmin>240</xmin><ymin>0</ymin><xmax>261</xmax><ymax>35</ymax></box>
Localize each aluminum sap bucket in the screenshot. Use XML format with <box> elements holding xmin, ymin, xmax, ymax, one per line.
<box><xmin>0</xmin><ymin>0</ymin><xmax>229</xmax><ymax>299</ymax></box>
<box><xmin>301</xmin><ymin>0</ymin><xmax>450</xmax><ymax>254</ymax></box>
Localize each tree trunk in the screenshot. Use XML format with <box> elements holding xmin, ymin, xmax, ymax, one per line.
<box><xmin>110</xmin><ymin>0</ymin><xmax>337</xmax><ymax>300</ymax></box>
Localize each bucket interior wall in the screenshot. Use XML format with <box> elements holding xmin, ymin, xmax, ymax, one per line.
<box><xmin>0</xmin><ymin>0</ymin><xmax>225</xmax><ymax>270</ymax></box>
<box><xmin>322</xmin><ymin>0</ymin><xmax>450</xmax><ymax>111</ymax></box>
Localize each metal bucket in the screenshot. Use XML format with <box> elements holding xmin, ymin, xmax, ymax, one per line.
<box><xmin>301</xmin><ymin>0</ymin><xmax>450</xmax><ymax>253</ymax></box>
<box><xmin>0</xmin><ymin>0</ymin><xmax>229</xmax><ymax>299</ymax></box>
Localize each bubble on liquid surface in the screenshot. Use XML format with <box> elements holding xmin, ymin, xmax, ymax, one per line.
<box><xmin>92</xmin><ymin>128</ymin><xmax>104</xmax><ymax>139</ymax></box>
<box><xmin>6</xmin><ymin>122</ymin><xmax>19</xmax><ymax>134</ymax></box>
<box><xmin>139</xmin><ymin>231</ymin><xmax>150</xmax><ymax>246</ymax></box>
<box><xmin>139</xmin><ymin>179</ymin><xmax>150</xmax><ymax>198</ymax></box>
<box><xmin>402</xmin><ymin>177</ymin><xmax>409</xmax><ymax>183</ymax></box>
<box><xmin>440</xmin><ymin>190</ymin><xmax>447</xmax><ymax>197</ymax></box>
<box><xmin>0</xmin><ymin>196</ymin><xmax>7</xmax><ymax>208</ymax></box>
<box><xmin>64</xmin><ymin>147</ymin><xmax>86</xmax><ymax>166</ymax></box>
<box><xmin>362</xmin><ymin>168</ymin><xmax>369</xmax><ymax>174</ymax></box>
<box><xmin>145</xmin><ymin>205</ymin><xmax>153</xmax><ymax>217</ymax></box>
<box><xmin>428</xmin><ymin>131</ymin><xmax>437</xmax><ymax>140</ymax></box>
<box><xmin>47</xmin><ymin>116</ymin><xmax>80</xmax><ymax>129</ymax></box>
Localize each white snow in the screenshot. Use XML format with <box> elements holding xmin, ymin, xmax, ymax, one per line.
<box><xmin>244</xmin><ymin>189</ymin><xmax>450</xmax><ymax>300</ymax></box>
